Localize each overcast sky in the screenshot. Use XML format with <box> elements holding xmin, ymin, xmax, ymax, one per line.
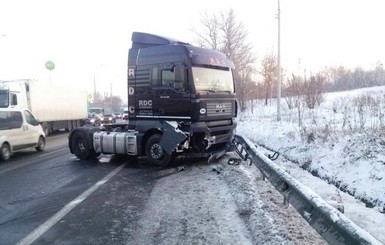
<box><xmin>1</xmin><ymin>0</ymin><xmax>384</xmax><ymax>101</ymax></box>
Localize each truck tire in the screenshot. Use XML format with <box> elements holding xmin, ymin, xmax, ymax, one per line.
<box><xmin>36</xmin><ymin>136</ymin><xmax>45</xmax><ymax>151</ymax></box>
<box><xmin>70</xmin><ymin>131</ymin><xmax>100</xmax><ymax>160</ymax></box>
<box><xmin>0</xmin><ymin>143</ymin><xmax>11</xmax><ymax>161</ymax></box>
<box><xmin>145</xmin><ymin>134</ymin><xmax>172</xmax><ymax>167</ymax></box>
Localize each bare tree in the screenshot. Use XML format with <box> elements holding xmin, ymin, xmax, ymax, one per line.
<box><xmin>326</xmin><ymin>66</ymin><xmax>350</xmax><ymax>91</ymax></box>
<box><xmin>260</xmin><ymin>53</ymin><xmax>277</xmax><ymax>106</ymax></box>
<box><xmin>93</xmin><ymin>91</ymin><xmax>104</xmax><ymax>103</ymax></box>
<box><xmin>91</xmin><ymin>93</ymin><xmax>123</xmax><ymax>112</ymax></box>
<box><xmin>283</xmin><ymin>74</ymin><xmax>303</xmax><ymax>109</ymax></box>
<box><xmin>192</xmin><ymin>9</ymin><xmax>257</xmax><ymax>112</ymax></box>
<box><xmin>236</xmin><ymin>64</ymin><xmax>257</xmax><ymax>111</ymax></box>
<box><xmin>192</xmin><ymin>11</ymin><xmax>221</xmax><ymax>50</ymax></box>
<box><xmin>283</xmin><ymin>74</ymin><xmax>304</xmax><ymax>126</ymax></box>
<box><xmin>105</xmin><ymin>95</ymin><xmax>123</xmax><ymax>112</ymax></box>
<box><xmin>303</xmin><ymin>73</ymin><xmax>326</xmax><ymax>109</ymax></box>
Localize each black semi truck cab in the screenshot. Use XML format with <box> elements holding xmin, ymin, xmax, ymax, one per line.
<box><xmin>69</xmin><ymin>32</ymin><xmax>237</xmax><ymax>166</ymax></box>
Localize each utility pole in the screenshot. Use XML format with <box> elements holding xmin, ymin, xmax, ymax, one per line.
<box><xmin>277</xmin><ymin>0</ymin><xmax>282</xmax><ymax>121</ymax></box>
<box><xmin>94</xmin><ymin>64</ymin><xmax>104</xmax><ymax>103</ymax></box>
<box><xmin>93</xmin><ymin>72</ymin><xmax>97</xmax><ymax>100</ymax></box>
<box><xmin>110</xmin><ymin>82</ymin><xmax>113</xmax><ymax>111</ymax></box>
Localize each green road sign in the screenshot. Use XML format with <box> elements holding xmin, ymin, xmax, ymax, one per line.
<box><xmin>45</xmin><ymin>61</ymin><xmax>55</xmax><ymax>70</ymax></box>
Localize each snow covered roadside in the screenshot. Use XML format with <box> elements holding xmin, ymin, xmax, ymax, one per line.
<box><xmin>257</xmin><ymin>146</ymin><xmax>385</xmax><ymax>243</ymax></box>
<box><xmin>236</xmin><ymin>86</ymin><xmax>385</xmax><ymax>243</ymax></box>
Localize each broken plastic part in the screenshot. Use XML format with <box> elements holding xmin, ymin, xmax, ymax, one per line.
<box><xmin>159</xmin><ymin>121</ymin><xmax>187</xmax><ymax>154</ymax></box>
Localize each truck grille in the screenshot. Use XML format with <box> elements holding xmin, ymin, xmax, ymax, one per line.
<box><xmin>207</xmin><ymin>102</ymin><xmax>232</xmax><ymax>116</ymax></box>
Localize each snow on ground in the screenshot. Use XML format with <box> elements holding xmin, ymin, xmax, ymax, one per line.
<box><xmin>236</xmin><ymin>86</ymin><xmax>385</xmax><ymax>243</ymax></box>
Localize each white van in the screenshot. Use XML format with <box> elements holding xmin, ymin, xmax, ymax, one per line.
<box><xmin>0</xmin><ymin>108</ymin><xmax>46</xmax><ymax>160</ymax></box>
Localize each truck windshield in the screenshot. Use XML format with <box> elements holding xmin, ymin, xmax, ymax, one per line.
<box><xmin>192</xmin><ymin>67</ymin><xmax>234</xmax><ymax>93</ymax></box>
<box><xmin>89</xmin><ymin>108</ymin><xmax>104</xmax><ymax>114</ymax></box>
<box><xmin>0</xmin><ymin>90</ymin><xmax>9</xmax><ymax>108</ymax></box>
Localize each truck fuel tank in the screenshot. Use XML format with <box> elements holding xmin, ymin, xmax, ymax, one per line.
<box><xmin>93</xmin><ymin>131</ymin><xmax>137</xmax><ymax>155</ymax></box>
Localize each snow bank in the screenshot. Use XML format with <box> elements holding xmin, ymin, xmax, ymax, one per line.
<box><xmin>237</xmin><ymin>86</ymin><xmax>385</xmax><ymax>212</ymax></box>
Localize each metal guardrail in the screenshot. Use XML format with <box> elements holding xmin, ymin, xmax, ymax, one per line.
<box><xmin>233</xmin><ymin>134</ymin><xmax>383</xmax><ymax>245</ymax></box>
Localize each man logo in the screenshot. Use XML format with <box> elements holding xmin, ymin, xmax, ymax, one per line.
<box><xmin>215</xmin><ymin>104</ymin><xmax>225</xmax><ymax>109</ymax></box>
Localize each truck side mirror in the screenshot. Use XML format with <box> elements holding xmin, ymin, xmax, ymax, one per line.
<box><xmin>173</xmin><ymin>81</ymin><xmax>184</xmax><ymax>90</ymax></box>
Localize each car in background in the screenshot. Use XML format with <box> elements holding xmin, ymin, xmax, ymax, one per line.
<box><xmin>100</xmin><ymin>113</ymin><xmax>116</xmax><ymax>124</ymax></box>
<box><xmin>114</xmin><ymin>111</ymin><xmax>123</xmax><ymax>119</ymax></box>
<box><xmin>122</xmin><ymin>109</ymin><xmax>129</xmax><ymax>120</ymax></box>
<box><xmin>0</xmin><ymin>108</ymin><xmax>46</xmax><ymax>161</ymax></box>
<box><xmin>85</xmin><ymin>113</ymin><xmax>101</xmax><ymax>126</ymax></box>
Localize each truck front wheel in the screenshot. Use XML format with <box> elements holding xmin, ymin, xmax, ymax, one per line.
<box><xmin>145</xmin><ymin>134</ymin><xmax>172</xmax><ymax>167</ymax></box>
<box><xmin>70</xmin><ymin>131</ymin><xmax>100</xmax><ymax>160</ymax></box>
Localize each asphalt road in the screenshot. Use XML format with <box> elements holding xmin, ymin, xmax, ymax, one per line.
<box><xmin>0</xmin><ymin>132</ymin><xmax>162</xmax><ymax>245</ymax></box>
<box><xmin>0</xmin><ymin>132</ymin><xmax>325</xmax><ymax>245</ymax></box>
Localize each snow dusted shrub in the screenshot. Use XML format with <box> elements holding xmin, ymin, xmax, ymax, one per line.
<box><xmin>299</xmin><ymin>125</ymin><xmax>316</xmax><ymax>143</ymax></box>
<box><xmin>332</xmin><ymin>100</ymin><xmax>338</xmax><ymax>113</ymax></box>
<box><xmin>300</xmin><ymin>123</ymin><xmax>335</xmax><ymax>143</ymax></box>
<box><xmin>342</xmin><ymin>100</ymin><xmax>354</xmax><ymax>131</ymax></box>
<box><xmin>352</xmin><ymin>94</ymin><xmax>377</xmax><ymax>130</ymax></box>
<box><xmin>320</xmin><ymin>124</ymin><xmax>332</xmax><ymax>142</ymax></box>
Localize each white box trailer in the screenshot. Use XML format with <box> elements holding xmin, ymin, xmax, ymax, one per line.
<box><xmin>0</xmin><ymin>79</ymin><xmax>88</xmax><ymax>135</ymax></box>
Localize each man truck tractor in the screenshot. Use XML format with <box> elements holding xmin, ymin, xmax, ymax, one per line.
<box><xmin>68</xmin><ymin>32</ymin><xmax>237</xmax><ymax>166</ymax></box>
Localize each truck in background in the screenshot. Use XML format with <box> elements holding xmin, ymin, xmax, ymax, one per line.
<box><xmin>88</xmin><ymin>107</ymin><xmax>104</xmax><ymax>119</ymax></box>
<box><xmin>0</xmin><ymin>79</ymin><xmax>88</xmax><ymax>135</ymax></box>
<box><xmin>69</xmin><ymin>32</ymin><xmax>237</xmax><ymax>166</ymax></box>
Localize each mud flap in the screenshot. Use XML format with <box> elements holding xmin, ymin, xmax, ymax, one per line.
<box><xmin>159</xmin><ymin>121</ymin><xmax>187</xmax><ymax>154</ymax></box>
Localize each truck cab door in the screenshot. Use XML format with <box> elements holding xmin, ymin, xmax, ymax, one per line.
<box><xmin>157</xmin><ymin>63</ymin><xmax>191</xmax><ymax>119</ymax></box>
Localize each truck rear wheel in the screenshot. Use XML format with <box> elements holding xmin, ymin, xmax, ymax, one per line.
<box><xmin>70</xmin><ymin>131</ymin><xmax>100</xmax><ymax>160</ymax></box>
<box><xmin>145</xmin><ymin>134</ymin><xmax>172</xmax><ymax>167</ymax></box>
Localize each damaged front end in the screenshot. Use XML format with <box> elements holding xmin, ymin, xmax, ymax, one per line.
<box><xmin>158</xmin><ymin>120</ymin><xmax>236</xmax><ymax>162</ymax></box>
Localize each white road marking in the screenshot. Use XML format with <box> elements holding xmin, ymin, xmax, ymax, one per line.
<box><xmin>38</xmin><ymin>149</ymin><xmax>64</xmax><ymax>157</ymax></box>
<box><xmin>17</xmin><ymin>162</ymin><xmax>128</xmax><ymax>245</ymax></box>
